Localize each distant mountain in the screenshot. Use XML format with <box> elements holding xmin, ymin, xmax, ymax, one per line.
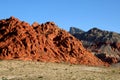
<box><xmin>69</xmin><ymin>27</ymin><xmax>120</xmax><ymax>64</ymax></box>
<box><xmin>69</xmin><ymin>27</ymin><xmax>85</xmax><ymax>34</ymax></box>
<box><xmin>0</xmin><ymin>17</ymin><xmax>108</xmax><ymax>66</ymax></box>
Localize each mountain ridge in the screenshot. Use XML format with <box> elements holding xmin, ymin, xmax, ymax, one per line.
<box><xmin>0</xmin><ymin>17</ymin><xmax>108</xmax><ymax>66</ymax></box>
<box><xmin>69</xmin><ymin>27</ymin><xmax>120</xmax><ymax>64</ymax></box>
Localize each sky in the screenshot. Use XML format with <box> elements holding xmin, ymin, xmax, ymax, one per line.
<box><xmin>0</xmin><ymin>0</ymin><xmax>120</xmax><ymax>33</ymax></box>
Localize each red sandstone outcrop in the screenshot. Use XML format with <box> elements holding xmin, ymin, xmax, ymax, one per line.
<box><xmin>0</xmin><ymin>17</ymin><xmax>108</xmax><ymax>66</ymax></box>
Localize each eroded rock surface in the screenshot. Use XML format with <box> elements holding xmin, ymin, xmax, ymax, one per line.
<box><xmin>0</xmin><ymin>17</ymin><xmax>108</xmax><ymax>66</ymax></box>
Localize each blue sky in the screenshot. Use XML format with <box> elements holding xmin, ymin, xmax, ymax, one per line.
<box><xmin>0</xmin><ymin>0</ymin><xmax>120</xmax><ymax>33</ymax></box>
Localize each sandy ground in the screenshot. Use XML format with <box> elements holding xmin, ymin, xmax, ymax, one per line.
<box><xmin>0</xmin><ymin>60</ymin><xmax>120</xmax><ymax>80</ymax></box>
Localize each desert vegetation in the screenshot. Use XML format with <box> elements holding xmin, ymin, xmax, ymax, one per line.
<box><xmin>0</xmin><ymin>60</ymin><xmax>120</xmax><ymax>80</ymax></box>
<box><xmin>0</xmin><ymin>17</ymin><xmax>120</xmax><ymax>80</ymax></box>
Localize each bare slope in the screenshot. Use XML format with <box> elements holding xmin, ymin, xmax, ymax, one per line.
<box><xmin>70</xmin><ymin>27</ymin><xmax>120</xmax><ymax>64</ymax></box>
<box><xmin>0</xmin><ymin>17</ymin><xmax>107</xmax><ymax>66</ymax></box>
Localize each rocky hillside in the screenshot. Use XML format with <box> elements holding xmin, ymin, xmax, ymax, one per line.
<box><xmin>0</xmin><ymin>17</ymin><xmax>108</xmax><ymax>66</ymax></box>
<box><xmin>69</xmin><ymin>27</ymin><xmax>120</xmax><ymax>64</ymax></box>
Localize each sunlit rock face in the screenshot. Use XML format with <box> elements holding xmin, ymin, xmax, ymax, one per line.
<box><xmin>0</xmin><ymin>17</ymin><xmax>108</xmax><ymax>66</ymax></box>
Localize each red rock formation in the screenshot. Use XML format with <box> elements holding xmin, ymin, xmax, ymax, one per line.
<box><xmin>0</xmin><ymin>16</ymin><xmax>108</xmax><ymax>66</ymax></box>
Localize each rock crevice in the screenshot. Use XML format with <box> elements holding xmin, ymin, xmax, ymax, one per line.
<box><xmin>0</xmin><ymin>17</ymin><xmax>108</xmax><ymax>66</ymax></box>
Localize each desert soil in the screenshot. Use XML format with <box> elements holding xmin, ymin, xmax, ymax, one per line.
<box><xmin>0</xmin><ymin>60</ymin><xmax>120</xmax><ymax>80</ymax></box>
